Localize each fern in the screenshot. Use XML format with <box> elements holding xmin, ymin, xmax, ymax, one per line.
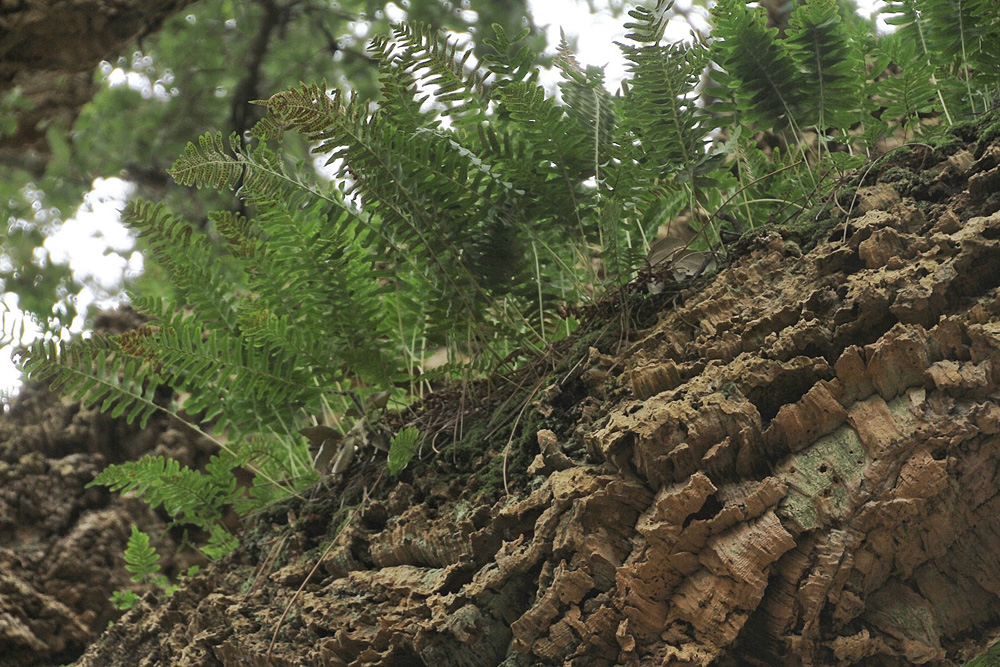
<box><xmin>19</xmin><ymin>335</ymin><xmax>164</xmax><ymax>429</ymax></box>
<box><xmin>89</xmin><ymin>452</ymin><xmax>253</xmax><ymax>560</ymax></box>
<box><xmin>122</xmin><ymin>310</ymin><xmax>314</xmax><ymax>426</ymax></box>
<box><xmin>480</xmin><ymin>24</ymin><xmax>537</xmax><ymax>88</ymax></box>
<box><xmin>262</xmin><ymin>84</ymin><xmax>506</xmax><ymax>335</ymax></box>
<box><xmin>387</xmin><ymin>426</ymin><xmax>421</xmax><ymax>475</ymax></box>
<box><xmin>881</xmin><ymin>0</ymin><xmax>1000</xmax><ymax>117</ymax></box>
<box><xmin>557</xmin><ymin>35</ymin><xmax>617</xmax><ymax>181</ymax></box>
<box><xmin>124</xmin><ymin>200</ymin><xmax>242</xmax><ymax>332</ymax></box>
<box><xmin>875</xmin><ymin>36</ymin><xmax>941</xmax><ymax>133</ymax></box>
<box><xmin>110</xmin><ymin>526</ymin><xmax>201</xmax><ymax>611</ymax></box>
<box><xmin>373</xmin><ymin>23</ymin><xmax>491</xmax><ymax>127</ymax></box>
<box><xmin>970</xmin><ymin>0</ymin><xmax>1000</xmax><ymax>88</ymax></box>
<box><xmin>711</xmin><ymin>0</ymin><xmax>809</xmax><ymax>133</ymax></box>
<box><xmin>89</xmin><ymin>456</ymin><xmax>233</xmax><ymax>535</ymax></box>
<box><xmin>122</xmin><ymin>525</ymin><xmax>162</xmax><ymax>581</ymax></box>
<box><xmin>623</xmin><ymin>0</ymin><xmax>673</xmax><ymax>44</ymax></box>
<box><xmin>784</xmin><ymin>0</ymin><xmax>866</xmax><ymax>133</ymax></box>
<box><xmin>170</xmin><ymin>131</ymin><xmax>332</xmax><ymax>209</ymax></box>
<box><xmin>259</xmin><ymin>36</ymin><xmax>601</xmax><ymax>347</ymax></box>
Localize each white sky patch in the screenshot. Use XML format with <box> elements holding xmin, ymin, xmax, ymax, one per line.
<box><xmin>0</xmin><ymin>178</ymin><xmax>137</xmax><ymax>393</ymax></box>
<box><xmin>44</xmin><ymin>178</ymin><xmax>137</xmax><ymax>292</ymax></box>
<box><xmin>101</xmin><ymin>56</ymin><xmax>177</xmax><ymax>101</ymax></box>
<box><xmin>313</xmin><ymin>153</ymin><xmax>341</xmax><ymax>181</ymax></box>
<box><xmin>531</xmin><ymin>0</ymin><xmax>629</xmax><ymax>90</ymax></box>
<box><xmin>0</xmin><ymin>293</ymin><xmax>41</xmax><ymax>398</ymax></box>
<box><xmin>384</xmin><ymin>2</ymin><xmax>407</xmax><ymax>23</ymax></box>
<box><xmin>530</xmin><ymin>0</ymin><xmax>712</xmax><ymax>91</ymax></box>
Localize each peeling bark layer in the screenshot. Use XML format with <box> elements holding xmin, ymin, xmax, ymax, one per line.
<box><xmin>77</xmin><ymin>123</ymin><xmax>1000</xmax><ymax>665</ymax></box>
<box><xmin>0</xmin><ymin>0</ymin><xmax>196</xmax><ymax>156</ymax></box>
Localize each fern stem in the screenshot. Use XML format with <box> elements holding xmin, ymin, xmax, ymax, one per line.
<box><xmin>531</xmin><ymin>241</ymin><xmax>545</xmax><ymax>340</ymax></box>
<box><xmin>911</xmin><ymin>9</ymin><xmax>954</xmax><ymax>125</ymax></box>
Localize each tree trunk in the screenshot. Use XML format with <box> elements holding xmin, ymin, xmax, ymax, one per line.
<box><xmin>24</xmin><ymin>118</ymin><xmax>1000</xmax><ymax>665</ymax></box>
<box><xmin>0</xmin><ymin>0</ymin><xmax>197</xmax><ymax>158</ymax></box>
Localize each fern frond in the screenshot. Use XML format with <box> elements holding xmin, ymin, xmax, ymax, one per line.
<box><xmin>874</xmin><ymin>36</ymin><xmax>940</xmax><ymax>131</ymax></box>
<box><xmin>18</xmin><ymin>336</ymin><xmax>163</xmax><ymax>429</ymax></box>
<box><xmin>260</xmin><ymin>82</ymin><xmax>539</xmax><ymax>342</ymax></box>
<box><xmin>620</xmin><ymin>39</ymin><xmax>716</xmax><ymax>185</ymax></box>
<box><xmin>258</xmin><ymin>83</ymin><xmax>348</xmax><ymax>138</ymax></box>
<box><xmin>623</xmin><ymin>0</ymin><xmax>674</xmax><ymax>45</ymax></box>
<box><xmin>168</xmin><ymin>132</ymin><xmax>244</xmax><ymax>191</ymax></box>
<box><xmin>124</xmin><ymin>200</ymin><xmax>243</xmax><ymax>332</ymax></box>
<box><xmin>371</xmin><ymin>44</ymin><xmax>430</xmax><ymax>132</ymax></box>
<box><xmin>122</xmin><ymin>526</ymin><xmax>161</xmax><ymax>581</ymax></box>
<box><xmin>201</xmin><ymin>524</ymin><xmax>240</xmax><ymax>560</ymax></box>
<box><xmin>784</xmin><ymin>0</ymin><xmax>866</xmax><ymax>132</ymax></box>
<box><xmin>480</xmin><ymin>24</ymin><xmax>537</xmax><ymax>89</ymax></box>
<box><xmin>610</xmin><ymin>26</ymin><xmax>724</xmax><ymax>280</ymax></box>
<box><xmin>557</xmin><ymin>35</ymin><xmax>617</xmax><ymax>177</ymax></box>
<box><xmin>491</xmin><ymin>78</ymin><xmax>599</xmax><ymax>237</ymax></box>
<box><xmin>18</xmin><ymin>327</ymin><xmax>301</xmax><ymax>499</ymax></box>
<box><xmin>374</xmin><ymin>23</ymin><xmax>490</xmax><ymax>127</ymax></box>
<box><xmin>883</xmin><ymin>0</ymin><xmax>984</xmax><ymax>70</ymax></box>
<box><xmin>89</xmin><ymin>455</ymin><xmax>236</xmax><ymax>543</ymax></box>
<box><xmin>711</xmin><ymin>0</ymin><xmax>808</xmax><ymax>132</ymax></box>
<box><xmin>969</xmin><ymin>0</ymin><xmax>1000</xmax><ymax>76</ymax></box>
<box><xmin>169</xmin><ymin>131</ymin><xmax>334</xmax><ymax>210</ymax></box>
<box><xmin>880</xmin><ymin>0</ymin><xmax>1000</xmax><ymax>116</ymax></box>
<box><xmin>210</xmin><ymin>210</ymin><xmax>260</xmax><ymax>260</ymax></box>
<box><xmin>121</xmin><ymin>303</ymin><xmax>317</xmax><ymax>431</ymax></box>
<box><xmin>387</xmin><ymin>426</ymin><xmax>420</xmax><ymax>475</ymax></box>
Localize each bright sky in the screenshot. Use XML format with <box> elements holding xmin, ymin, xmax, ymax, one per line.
<box><xmin>1</xmin><ymin>0</ymin><xmax>886</xmax><ymax>396</ymax></box>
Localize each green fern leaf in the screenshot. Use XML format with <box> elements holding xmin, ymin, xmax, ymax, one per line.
<box><xmin>124</xmin><ymin>200</ymin><xmax>242</xmax><ymax>332</ymax></box>
<box><xmin>621</xmin><ymin>39</ymin><xmax>716</xmax><ymax>184</ymax></box>
<box><xmin>623</xmin><ymin>0</ymin><xmax>674</xmax><ymax>45</ymax></box>
<box><xmin>557</xmin><ymin>36</ymin><xmax>617</xmax><ymax>176</ymax></box>
<box><xmin>480</xmin><ymin>24</ymin><xmax>537</xmax><ymax>88</ymax></box>
<box><xmin>374</xmin><ymin>23</ymin><xmax>490</xmax><ymax>127</ymax></box>
<box><xmin>88</xmin><ymin>455</ymin><xmax>238</xmax><ymax>539</ymax></box>
<box><xmin>711</xmin><ymin>0</ymin><xmax>808</xmax><ymax>131</ymax></box>
<box><xmin>387</xmin><ymin>426</ymin><xmax>421</xmax><ymax>475</ymax></box>
<box><xmin>784</xmin><ymin>0</ymin><xmax>867</xmax><ymax>131</ymax></box>
<box><xmin>123</xmin><ymin>525</ymin><xmax>161</xmax><ymax>582</ymax></box>
<box><xmin>875</xmin><ymin>36</ymin><xmax>941</xmax><ymax>130</ymax></box>
<box><xmin>168</xmin><ymin>132</ymin><xmax>243</xmax><ymax>191</ymax></box>
<box><xmin>18</xmin><ymin>336</ymin><xmax>163</xmax><ymax>429</ymax></box>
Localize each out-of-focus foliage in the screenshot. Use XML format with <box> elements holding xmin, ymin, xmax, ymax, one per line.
<box><xmin>0</xmin><ymin>0</ymin><xmax>542</xmax><ymax>331</ymax></box>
